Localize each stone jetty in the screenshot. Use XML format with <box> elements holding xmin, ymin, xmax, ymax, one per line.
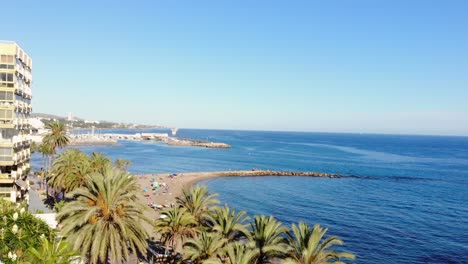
<box><xmin>190</xmin><ymin>170</ymin><xmax>342</xmax><ymax>178</ymax></box>
<box><xmin>167</xmin><ymin>138</ymin><xmax>231</xmax><ymax>148</ymax></box>
<box><xmin>146</xmin><ymin>170</ymin><xmax>342</xmax><ymax>181</ymax></box>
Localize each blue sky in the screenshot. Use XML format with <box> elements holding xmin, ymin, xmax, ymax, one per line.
<box><xmin>3</xmin><ymin>0</ymin><xmax>468</xmax><ymax>135</ymax></box>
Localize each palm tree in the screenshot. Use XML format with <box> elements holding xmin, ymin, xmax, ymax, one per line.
<box><xmin>30</xmin><ymin>141</ymin><xmax>39</xmax><ymax>154</ymax></box>
<box><xmin>42</xmin><ymin>121</ymin><xmax>70</xmax><ymax>154</ymax></box>
<box><xmin>176</xmin><ymin>185</ymin><xmax>219</xmax><ymax>226</ymax></box>
<box><xmin>207</xmin><ymin>206</ymin><xmax>250</xmax><ymax>242</ymax></box>
<box><xmin>38</xmin><ymin>142</ymin><xmax>54</xmax><ymax>170</ymax></box>
<box><xmin>115</xmin><ymin>158</ymin><xmax>131</xmax><ymax>172</ymax></box>
<box><xmin>249</xmin><ymin>215</ymin><xmax>289</xmax><ymax>263</ymax></box>
<box><xmin>57</xmin><ymin>168</ymin><xmax>150</xmax><ymax>264</ymax></box>
<box><xmin>225</xmin><ymin>242</ymin><xmax>259</xmax><ymax>264</ymax></box>
<box><xmin>24</xmin><ymin>237</ymin><xmax>80</xmax><ymax>264</ymax></box>
<box><xmin>89</xmin><ymin>152</ymin><xmax>111</xmax><ymax>174</ymax></box>
<box><xmin>42</xmin><ymin>121</ymin><xmax>70</xmax><ymax>198</ymax></box>
<box><xmin>154</xmin><ymin>206</ymin><xmax>198</xmax><ymax>252</ymax></box>
<box><xmin>49</xmin><ymin>149</ymin><xmax>90</xmax><ymax>196</ymax></box>
<box><xmin>38</xmin><ymin>143</ymin><xmax>54</xmax><ymax>196</ymax></box>
<box><xmin>284</xmin><ymin>223</ymin><xmax>355</xmax><ymax>264</ymax></box>
<box><xmin>183</xmin><ymin>232</ymin><xmax>227</xmax><ymax>264</ymax></box>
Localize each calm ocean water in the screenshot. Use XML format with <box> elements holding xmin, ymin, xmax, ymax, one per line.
<box><xmin>31</xmin><ymin>129</ymin><xmax>468</xmax><ymax>263</ymax></box>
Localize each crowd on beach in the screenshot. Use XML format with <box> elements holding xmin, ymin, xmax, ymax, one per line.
<box><xmin>139</xmin><ymin>173</ymin><xmax>183</xmax><ymax>213</ymax></box>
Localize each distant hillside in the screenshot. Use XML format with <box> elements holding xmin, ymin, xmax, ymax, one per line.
<box><xmin>30</xmin><ymin>113</ymin><xmax>72</xmax><ymax>120</ymax></box>
<box><xmin>31</xmin><ymin>113</ymin><xmax>158</xmax><ymax>129</ymax></box>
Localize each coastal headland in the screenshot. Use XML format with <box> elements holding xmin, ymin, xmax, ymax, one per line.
<box><xmin>137</xmin><ymin>170</ymin><xmax>341</xmax><ymax>219</ymax></box>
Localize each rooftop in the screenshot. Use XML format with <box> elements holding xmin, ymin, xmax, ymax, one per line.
<box><xmin>0</xmin><ymin>40</ymin><xmax>17</xmax><ymax>45</ymax></box>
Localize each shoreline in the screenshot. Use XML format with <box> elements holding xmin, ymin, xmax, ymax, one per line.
<box><xmin>136</xmin><ymin>170</ymin><xmax>341</xmax><ymax>220</ymax></box>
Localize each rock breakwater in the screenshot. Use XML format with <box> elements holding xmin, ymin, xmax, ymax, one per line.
<box><xmin>167</xmin><ymin>138</ymin><xmax>231</xmax><ymax>148</ymax></box>
<box><xmin>195</xmin><ymin>170</ymin><xmax>342</xmax><ymax>178</ymax></box>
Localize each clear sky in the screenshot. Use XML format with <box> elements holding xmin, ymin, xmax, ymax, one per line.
<box><xmin>3</xmin><ymin>0</ymin><xmax>468</xmax><ymax>135</ymax></box>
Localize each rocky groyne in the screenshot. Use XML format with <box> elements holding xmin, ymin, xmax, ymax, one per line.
<box><xmin>69</xmin><ymin>138</ymin><xmax>118</xmax><ymax>146</ymax></box>
<box><xmin>146</xmin><ymin>170</ymin><xmax>342</xmax><ymax>181</ymax></box>
<box><xmin>167</xmin><ymin>138</ymin><xmax>231</xmax><ymax>148</ymax></box>
<box><xmin>188</xmin><ymin>170</ymin><xmax>342</xmax><ymax>178</ymax></box>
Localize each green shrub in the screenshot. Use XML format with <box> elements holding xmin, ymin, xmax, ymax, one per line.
<box><xmin>0</xmin><ymin>200</ymin><xmax>53</xmax><ymax>263</ymax></box>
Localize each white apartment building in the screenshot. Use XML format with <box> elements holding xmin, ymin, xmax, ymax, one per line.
<box><xmin>0</xmin><ymin>41</ymin><xmax>33</xmax><ymax>203</ymax></box>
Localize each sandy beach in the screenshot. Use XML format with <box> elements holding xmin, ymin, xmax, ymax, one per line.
<box><xmin>136</xmin><ymin>170</ymin><xmax>341</xmax><ymax>223</ymax></box>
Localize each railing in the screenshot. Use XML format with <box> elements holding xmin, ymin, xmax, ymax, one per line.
<box><xmin>13</xmin><ymin>118</ymin><xmax>27</xmax><ymax>127</ymax></box>
<box><xmin>24</xmin><ymin>70</ymin><xmax>32</xmax><ymax>82</ymax></box>
<box><xmin>16</xmin><ymin>63</ymin><xmax>24</xmax><ymax>76</ymax></box>
<box><xmin>0</xmin><ymin>119</ymin><xmax>14</xmax><ymax>125</ymax></box>
<box><xmin>24</xmin><ymin>87</ymin><xmax>32</xmax><ymax>98</ymax></box>
<box><xmin>12</xmin><ymin>135</ymin><xmax>26</xmax><ymax>146</ymax></box>
<box><xmin>0</xmin><ymin>102</ymin><xmax>14</xmax><ymax>107</ymax></box>
<box><xmin>0</xmin><ymin>138</ymin><xmax>13</xmax><ymax>144</ymax></box>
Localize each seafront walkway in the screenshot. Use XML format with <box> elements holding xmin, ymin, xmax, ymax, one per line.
<box><xmin>28</xmin><ymin>175</ymin><xmax>52</xmax><ymax>213</ymax></box>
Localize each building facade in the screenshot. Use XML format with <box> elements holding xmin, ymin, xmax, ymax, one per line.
<box><xmin>0</xmin><ymin>41</ymin><xmax>32</xmax><ymax>203</ymax></box>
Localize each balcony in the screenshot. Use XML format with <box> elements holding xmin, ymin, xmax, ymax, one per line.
<box><xmin>14</xmin><ymin>88</ymin><xmax>23</xmax><ymax>96</ymax></box>
<box><xmin>0</xmin><ymin>119</ymin><xmax>14</xmax><ymax>128</ymax></box>
<box><xmin>24</xmin><ymin>87</ymin><xmax>32</xmax><ymax>99</ymax></box>
<box><xmin>23</xmin><ymin>70</ymin><xmax>32</xmax><ymax>83</ymax></box>
<box><xmin>0</xmin><ymin>138</ymin><xmax>13</xmax><ymax>147</ymax></box>
<box><xmin>12</xmin><ymin>118</ymin><xmax>28</xmax><ymax>128</ymax></box>
<box><xmin>0</xmin><ymin>101</ymin><xmax>14</xmax><ymax>108</ymax></box>
<box><xmin>12</xmin><ymin>135</ymin><xmax>25</xmax><ymax>147</ymax></box>
<box><xmin>15</xmin><ymin>63</ymin><xmax>24</xmax><ymax>77</ymax></box>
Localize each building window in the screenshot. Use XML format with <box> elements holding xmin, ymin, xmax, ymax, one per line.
<box><xmin>0</xmin><ymin>83</ymin><xmax>14</xmax><ymax>88</ymax></box>
<box><xmin>0</xmin><ymin>91</ymin><xmax>13</xmax><ymax>101</ymax></box>
<box><xmin>0</xmin><ymin>147</ymin><xmax>12</xmax><ymax>155</ymax></box>
<box><xmin>0</xmin><ymin>73</ymin><xmax>14</xmax><ymax>82</ymax></box>
<box><xmin>0</xmin><ymin>65</ymin><xmax>14</xmax><ymax>69</ymax></box>
<box><xmin>0</xmin><ymin>109</ymin><xmax>13</xmax><ymax>120</ymax></box>
<box><xmin>0</xmin><ymin>55</ymin><xmax>14</xmax><ymax>64</ymax></box>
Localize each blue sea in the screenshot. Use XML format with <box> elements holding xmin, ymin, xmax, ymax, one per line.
<box><xmin>32</xmin><ymin>129</ymin><xmax>468</xmax><ymax>263</ymax></box>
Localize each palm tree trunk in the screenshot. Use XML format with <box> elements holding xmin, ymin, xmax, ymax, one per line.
<box><xmin>45</xmin><ymin>178</ymin><xmax>49</xmax><ymax>198</ymax></box>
